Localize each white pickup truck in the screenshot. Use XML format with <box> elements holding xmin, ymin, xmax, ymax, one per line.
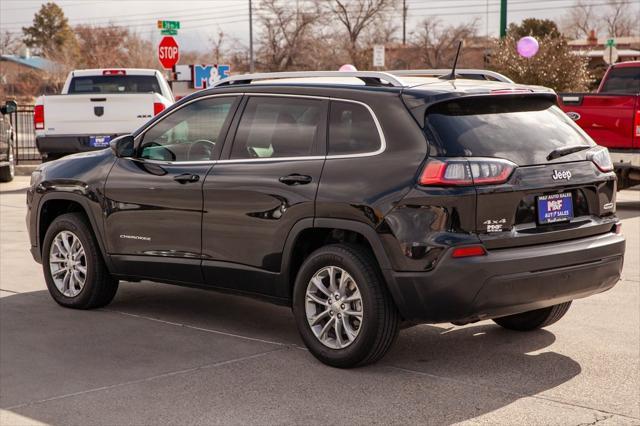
<box><xmin>35</xmin><ymin>68</ymin><xmax>174</xmax><ymax>161</ymax></box>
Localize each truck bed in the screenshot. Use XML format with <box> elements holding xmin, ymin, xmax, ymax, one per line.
<box><xmin>557</xmin><ymin>92</ymin><xmax>638</xmax><ymax>151</ymax></box>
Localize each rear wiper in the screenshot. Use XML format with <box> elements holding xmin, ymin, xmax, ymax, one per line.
<box><xmin>547</xmin><ymin>145</ymin><xmax>591</xmax><ymax>161</ymax></box>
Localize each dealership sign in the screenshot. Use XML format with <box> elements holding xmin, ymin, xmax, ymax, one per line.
<box><xmin>174</xmin><ymin>64</ymin><xmax>231</xmax><ymax>88</ymax></box>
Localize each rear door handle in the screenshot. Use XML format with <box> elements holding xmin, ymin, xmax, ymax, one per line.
<box><xmin>279</xmin><ymin>174</ymin><xmax>312</xmax><ymax>185</ymax></box>
<box><xmin>174</xmin><ymin>173</ymin><xmax>200</xmax><ymax>184</ymax></box>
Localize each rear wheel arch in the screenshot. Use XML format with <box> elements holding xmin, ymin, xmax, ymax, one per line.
<box><xmin>281</xmin><ymin>218</ymin><xmax>394</xmax><ymax>301</ymax></box>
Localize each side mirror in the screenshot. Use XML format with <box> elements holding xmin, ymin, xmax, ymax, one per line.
<box><xmin>0</xmin><ymin>100</ymin><xmax>17</xmax><ymax>115</ymax></box>
<box><xmin>110</xmin><ymin>134</ymin><xmax>135</xmax><ymax>158</ymax></box>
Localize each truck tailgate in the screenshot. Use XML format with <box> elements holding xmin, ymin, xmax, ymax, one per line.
<box><xmin>41</xmin><ymin>93</ymin><xmax>160</xmax><ymax>135</ymax></box>
<box><xmin>557</xmin><ymin>93</ymin><xmax>638</xmax><ymax>150</ymax></box>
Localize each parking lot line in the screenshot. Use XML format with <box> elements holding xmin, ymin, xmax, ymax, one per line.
<box><xmin>4</xmin><ymin>347</ymin><xmax>287</xmax><ymax>411</ymax></box>
<box><xmin>102</xmin><ymin>308</ymin><xmax>290</xmax><ymax>347</ymax></box>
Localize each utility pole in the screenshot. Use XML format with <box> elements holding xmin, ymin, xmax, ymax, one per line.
<box><xmin>499</xmin><ymin>0</ymin><xmax>507</xmax><ymax>39</ymax></box>
<box><xmin>249</xmin><ymin>0</ymin><xmax>254</xmax><ymax>72</ymax></box>
<box><xmin>402</xmin><ymin>0</ymin><xmax>407</xmax><ymax>45</ymax></box>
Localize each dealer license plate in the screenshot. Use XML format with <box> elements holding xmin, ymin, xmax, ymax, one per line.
<box><xmin>89</xmin><ymin>135</ymin><xmax>111</xmax><ymax>147</ymax></box>
<box><xmin>537</xmin><ymin>192</ymin><xmax>574</xmax><ymax>224</ymax></box>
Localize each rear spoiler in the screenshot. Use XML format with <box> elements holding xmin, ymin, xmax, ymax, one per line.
<box><xmin>401</xmin><ymin>91</ymin><xmax>559</xmax><ymax>128</ymax></box>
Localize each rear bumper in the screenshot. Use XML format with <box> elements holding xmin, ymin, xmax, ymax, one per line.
<box><xmin>388</xmin><ymin>231</ymin><xmax>626</xmax><ymax>323</ymax></box>
<box><xmin>36</xmin><ymin>135</ymin><xmax>117</xmax><ymax>156</ymax></box>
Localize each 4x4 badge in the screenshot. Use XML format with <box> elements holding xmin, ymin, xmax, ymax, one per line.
<box><xmin>552</xmin><ymin>170</ymin><xmax>572</xmax><ymax>180</ymax></box>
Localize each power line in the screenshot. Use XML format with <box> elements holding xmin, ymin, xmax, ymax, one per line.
<box><xmin>1</xmin><ymin>4</ymin><xmax>250</xmax><ymax>27</ymax></box>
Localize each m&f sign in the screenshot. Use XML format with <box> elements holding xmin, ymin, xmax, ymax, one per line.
<box><xmin>174</xmin><ymin>64</ymin><xmax>231</xmax><ymax>88</ymax></box>
<box><xmin>158</xmin><ymin>36</ymin><xmax>179</xmax><ymax>69</ymax></box>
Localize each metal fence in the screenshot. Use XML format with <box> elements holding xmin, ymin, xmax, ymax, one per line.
<box><xmin>9</xmin><ymin>105</ymin><xmax>40</xmax><ymax>163</ymax></box>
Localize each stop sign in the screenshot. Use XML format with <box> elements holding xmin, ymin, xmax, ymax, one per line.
<box><xmin>158</xmin><ymin>36</ymin><xmax>179</xmax><ymax>69</ymax></box>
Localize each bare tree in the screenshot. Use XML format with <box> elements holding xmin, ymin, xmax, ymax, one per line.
<box><xmin>210</xmin><ymin>29</ymin><xmax>226</xmax><ymax>64</ymax></box>
<box><xmin>602</xmin><ymin>0</ymin><xmax>637</xmax><ymax>37</ymax></box>
<box><xmin>561</xmin><ymin>0</ymin><xmax>599</xmax><ymax>39</ymax></box>
<box><xmin>562</xmin><ymin>0</ymin><xmax>639</xmax><ymax>39</ymax></box>
<box><xmin>323</xmin><ymin>0</ymin><xmax>397</xmax><ymax>69</ymax></box>
<box><xmin>73</xmin><ymin>25</ymin><xmax>158</xmax><ymax>69</ymax></box>
<box><xmin>125</xmin><ymin>31</ymin><xmax>157</xmax><ymax>69</ymax></box>
<box><xmin>411</xmin><ymin>18</ymin><xmax>478</xmax><ymax>68</ymax></box>
<box><xmin>257</xmin><ymin>0</ymin><xmax>322</xmax><ymax>71</ymax></box>
<box><xmin>0</xmin><ymin>31</ymin><xmax>23</xmax><ymax>55</ymax></box>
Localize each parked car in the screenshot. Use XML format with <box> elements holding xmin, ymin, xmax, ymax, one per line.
<box><xmin>34</xmin><ymin>68</ymin><xmax>175</xmax><ymax>161</ymax></box>
<box><xmin>27</xmin><ymin>71</ymin><xmax>625</xmax><ymax>368</ymax></box>
<box><xmin>390</xmin><ymin>68</ymin><xmax>515</xmax><ymax>83</ymax></box>
<box><xmin>0</xmin><ymin>100</ymin><xmax>17</xmax><ymax>182</ymax></box>
<box><xmin>558</xmin><ymin>61</ymin><xmax>640</xmax><ymax>189</ymax></box>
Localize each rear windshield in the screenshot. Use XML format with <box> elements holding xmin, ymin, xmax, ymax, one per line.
<box><xmin>600</xmin><ymin>67</ymin><xmax>640</xmax><ymax>94</ymax></box>
<box><xmin>68</xmin><ymin>75</ymin><xmax>161</xmax><ymax>94</ymax></box>
<box><xmin>425</xmin><ymin>97</ymin><xmax>593</xmax><ymax>165</ymax></box>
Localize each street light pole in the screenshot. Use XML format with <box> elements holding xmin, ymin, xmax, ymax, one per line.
<box><xmin>249</xmin><ymin>0</ymin><xmax>254</xmax><ymax>72</ymax></box>
<box><xmin>499</xmin><ymin>0</ymin><xmax>507</xmax><ymax>39</ymax></box>
<box><xmin>402</xmin><ymin>0</ymin><xmax>407</xmax><ymax>46</ymax></box>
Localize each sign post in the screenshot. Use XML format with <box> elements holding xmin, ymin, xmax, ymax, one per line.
<box><xmin>158</xmin><ymin>36</ymin><xmax>180</xmax><ymax>70</ymax></box>
<box><xmin>604</xmin><ymin>39</ymin><xmax>618</xmax><ymax>65</ymax></box>
<box><xmin>373</xmin><ymin>44</ymin><xmax>385</xmax><ymax>68</ymax></box>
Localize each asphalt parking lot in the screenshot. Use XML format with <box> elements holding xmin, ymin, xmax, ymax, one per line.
<box><xmin>1</xmin><ymin>175</ymin><xmax>638</xmax><ymax>425</ymax></box>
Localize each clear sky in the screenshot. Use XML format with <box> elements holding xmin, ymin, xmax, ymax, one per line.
<box><xmin>1</xmin><ymin>0</ymin><xmax>637</xmax><ymax>53</ymax></box>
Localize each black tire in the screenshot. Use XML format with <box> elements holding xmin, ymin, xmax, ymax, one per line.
<box><xmin>292</xmin><ymin>244</ymin><xmax>400</xmax><ymax>368</ymax></box>
<box><xmin>0</xmin><ymin>145</ymin><xmax>15</xmax><ymax>182</ymax></box>
<box><xmin>42</xmin><ymin>212</ymin><xmax>118</xmax><ymax>309</ymax></box>
<box><xmin>493</xmin><ymin>301</ymin><xmax>572</xmax><ymax>331</ymax></box>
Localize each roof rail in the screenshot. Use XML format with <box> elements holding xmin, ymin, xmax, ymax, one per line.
<box><xmin>389</xmin><ymin>69</ymin><xmax>514</xmax><ymax>84</ymax></box>
<box><xmin>211</xmin><ymin>71</ymin><xmax>406</xmax><ymax>88</ymax></box>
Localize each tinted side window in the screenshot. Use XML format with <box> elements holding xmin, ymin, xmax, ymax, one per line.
<box><xmin>230</xmin><ymin>97</ymin><xmax>322</xmax><ymax>159</ymax></box>
<box><xmin>140</xmin><ymin>97</ymin><xmax>236</xmax><ymax>162</ymax></box>
<box><xmin>329</xmin><ymin>101</ymin><xmax>380</xmax><ymax>155</ymax></box>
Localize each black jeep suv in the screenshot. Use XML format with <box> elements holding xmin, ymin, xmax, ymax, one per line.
<box><xmin>27</xmin><ymin>71</ymin><xmax>625</xmax><ymax>368</ymax></box>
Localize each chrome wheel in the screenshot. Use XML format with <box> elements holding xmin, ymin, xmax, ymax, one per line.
<box><xmin>305</xmin><ymin>266</ymin><xmax>363</xmax><ymax>349</ymax></box>
<box><xmin>49</xmin><ymin>231</ymin><xmax>87</xmax><ymax>297</ymax></box>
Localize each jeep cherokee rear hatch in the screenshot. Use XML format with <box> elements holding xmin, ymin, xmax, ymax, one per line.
<box><xmin>422</xmin><ymin>94</ymin><xmax>618</xmax><ymax>249</ymax></box>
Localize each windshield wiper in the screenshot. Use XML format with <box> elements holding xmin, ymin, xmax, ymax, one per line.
<box><xmin>547</xmin><ymin>145</ymin><xmax>591</xmax><ymax>161</ymax></box>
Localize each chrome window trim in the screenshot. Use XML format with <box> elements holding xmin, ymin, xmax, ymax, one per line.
<box><xmin>135</xmin><ymin>93</ymin><xmax>386</xmax><ymax>165</ymax></box>
<box><xmin>210</xmin><ymin>71</ymin><xmax>406</xmax><ymax>88</ymax></box>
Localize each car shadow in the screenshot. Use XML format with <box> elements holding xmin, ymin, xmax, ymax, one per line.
<box><xmin>0</xmin><ymin>285</ymin><xmax>581</xmax><ymax>424</ymax></box>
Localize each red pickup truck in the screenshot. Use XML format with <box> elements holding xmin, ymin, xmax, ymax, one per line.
<box><xmin>558</xmin><ymin>61</ymin><xmax>640</xmax><ymax>189</ymax></box>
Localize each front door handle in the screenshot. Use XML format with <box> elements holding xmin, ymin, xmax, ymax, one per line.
<box><xmin>174</xmin><ymin>173</ymin><xmax>200</xmax><ymax>184</ymax></box>
<box><xmin>279</xmin><ymin>174</ymin><xmax>312</xmax><ymax>185</ymax></box>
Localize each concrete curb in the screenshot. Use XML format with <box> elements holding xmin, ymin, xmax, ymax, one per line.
<box><xmin>16</xmin><ymin>164</ymin><xmax>39</xmax><ymax>176</ymax></box>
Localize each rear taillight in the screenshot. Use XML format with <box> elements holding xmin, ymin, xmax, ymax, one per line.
<box><xmin>153</xmin><ymin>102</ymin><xmax>165</xmax><ymax>116</ymax></box>
<box><xmin>634</xmin><ymin>109</ymin><xmax>640</xmax><ymax>137</ymax></box>
<box><xmin>451</xmin><ymin>245</ymin><xmax>487</xmax><ymax>258</ymax></box>
<box><xmin>587</xmin><ymin>146</ymin><xmax>613</xmax><ymax>172</ymax></box>
<box><xmin>418</xmin><ymin>158</ymin><xmax>516</xmax><ymax>186</ymax></box>
<box><xmin>34</xmin><ymin>105</ymin><xmax>44</xmax><ymax>130</ymax></box>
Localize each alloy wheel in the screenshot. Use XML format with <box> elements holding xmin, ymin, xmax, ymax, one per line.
<box><xmin>305</xmin><ymin>266</ymin><xmax>364</xmax><ymax>349</ymax></box>
<box><xmin>49</xmin><ymin>230</ymin><xmax>87</xmax><ymax>297</ymax></box>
